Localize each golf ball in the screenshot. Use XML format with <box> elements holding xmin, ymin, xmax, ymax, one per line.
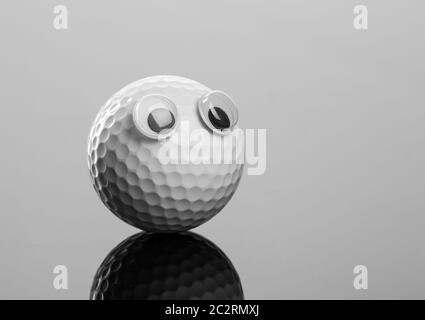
<box><xmin>88</xmin><ymin>75</ymin><xmax>244</xmax><ymax>232</ymax></box>
<box><xmin>90</xmin><ymin>232</ymin><xmax>244</xmax><ymax>300</ymax></box>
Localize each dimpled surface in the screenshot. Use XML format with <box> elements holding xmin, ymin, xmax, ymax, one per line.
<box><xmin>88</xmin><ymin>75</ymin><xmax>244</xmax><ymax>231</ymax></box>
<box><xmin>90</xmin><ymin>232</ymin><xmax>244</xmax><ymax>300</ymax></box>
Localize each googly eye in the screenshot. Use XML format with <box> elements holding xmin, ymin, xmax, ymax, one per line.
<box><xmin>133</xmin><ymin>94</ymin><xmax>179</xmax><ymax>139</ymax></box>
<box><xmin>197</xmin><ymin>91</ymin><xmax>238</xmax><ymax>135</ymax></box>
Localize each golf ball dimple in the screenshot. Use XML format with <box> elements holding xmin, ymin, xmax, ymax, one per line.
<box><xmin>90</xmin><ymin>232</ymin><xmax>244</xmax><ymax>300</ymax></box>
<box><xmin>88</xmin><ymin>75</ymin><xmax>244</xmax><ymax>232</ymax></box>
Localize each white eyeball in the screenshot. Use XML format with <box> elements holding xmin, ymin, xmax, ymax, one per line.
<box><xmin>133</xmin><ymin>94</ymin><xmax>179</xmax><ymax>140</ymax></box>
<box><xmin>197</xmin><ymin>91</ymin><xmax>238</xmax><ymax>135</ymax></box>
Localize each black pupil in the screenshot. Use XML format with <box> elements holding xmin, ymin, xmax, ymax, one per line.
<box><xmin>208</xmin><ymin>106</ymin><xmax>230</xmax><ymax>130</ymax></box>
<box><xmin>148</xmin><ymin>108</ymin><xmax>175</xmax><ymax>133</ymax></box>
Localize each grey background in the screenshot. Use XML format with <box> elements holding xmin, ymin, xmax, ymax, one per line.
<box><xmin>0</xmin><ymin>0</ymin><xmax>424</xmax><ymax>299</ymax></box>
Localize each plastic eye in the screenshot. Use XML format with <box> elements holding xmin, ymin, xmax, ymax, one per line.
<box><xmin>133</xmin><ymin>94</ymin><xmax>179</xmax><ymax>139</ymax></box>
<box><xmin>197</xmin><ymin>91</ymin><xmax>238</xmax><ymax>134</ymax></box>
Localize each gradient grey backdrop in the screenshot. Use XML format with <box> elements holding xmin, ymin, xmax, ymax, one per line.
<box><xmin>1</xmin><ymin>0</ymin><xmax>424</xmax><ymax>299</ymax></box>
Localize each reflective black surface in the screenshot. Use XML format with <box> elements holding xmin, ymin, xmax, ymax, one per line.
<box><xmin>90</xmin><ymin>232</ymin><xmax>244</xmax><ymax>300</ymax></box>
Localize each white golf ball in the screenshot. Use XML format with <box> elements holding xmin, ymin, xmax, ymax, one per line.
<box><xmin>88</xmin><ymin>75</ymin><xmax>244</xmax><ymax>232</ymax></box>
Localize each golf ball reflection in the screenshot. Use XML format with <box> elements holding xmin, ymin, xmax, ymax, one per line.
<box><xmin>90</xmin><ymin>232</ymin><xmax>244</xmax><ymax>300</ymax></box>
